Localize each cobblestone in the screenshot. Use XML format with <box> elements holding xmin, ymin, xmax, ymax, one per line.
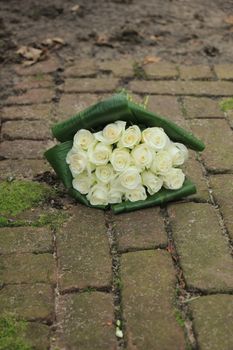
<box><xmin>1</xmin><ymin>140</ymin><xmax>55</xmax><ymax>159</ymax></box>
<box><xmin>98</xmin><ymin>59</ymin><xmax>134</xmax><ymax>77</ymax></box>
<box><xmin>168</xmin><ymin>202</ymin><xmax>233</xmax><ymax>291</ymax></box>
<box><xmin>179</xmin><ymin>65</ymin><xmax>213</xmax><ymax>80</ymax></box>
<box><xmin>1</xmin><ymin>104</ymin><xmax>55</xmax><ymax>121</ymax></box>
<box><xmin>190</xmin><ymin>295</ymin><xmax>233</xmax><ymax>350</ymax></box>
<box><xmin>121</xmin><ymin>250</ymin><xmax>186</xmax><ymax>349</ymax></box>
<box><xmin>25</xmin><ymin>322</ymin><xmax>50</xmax><ymax>350</ymax></box>
<box><xmin>183</xmin><ymin>97</ymin><xmax>224</xmax><ymax>118</ymax></box>
<box><xmin>64</xmin><ymin>59</ymin><xmax>97</xmax><ymax>77</ymax></box>
<box><xmin>57</xmin><ymin>206</ymin><xmax>112</xmax><ymax>292</ymax></box>
<box><xmin>6</xmin><ymin>89</ymin><xmax>55</xmax><ymax>105</ymax></box>
<box><xmin>115</xmin><ymin>207</ymin><xmax>167</xmax><ymax>252</ymax></box>
<box><xmin>0</xmin><ymin>159</ymin><xmax>50</xmax><ymax>179</ymax></box>
<box><xmin>14</xmin><ymin>58</ymin><xmax>60</xmax><ymax>76</ymax></box>
<box><xmin>54</xmin><ymin>292</ymin><xmax>116</xmax><ymax>350</ymax></box>
<box><xmin>64</xmin><ymin>78</ymin><xmax>119</xmax><ymax>93</ymax></box>
<box><xmin>144</xmin><ymin>63</ymin><xmax>178</xmax><ymax>79</ymax></box>
<box><xmin>214</xmin><ymin>64</ymin><xmax>233</xmax><ymax>80</ymax></box>
<box><xmin>2</xmin><ymin>120</ymin><xmax>51</xmax><ymax>140</ymax></box>
<box><xmin>13</xmin><ymin>75</ymin><xmax>54</xmax><ymax>89</ymax></box>
<box><xmin>0</xmin><ymin>227</ymin><xmax>53</xmax><ymax>254</ymax></box>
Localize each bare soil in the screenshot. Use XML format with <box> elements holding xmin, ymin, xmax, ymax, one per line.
<box><xmin>0</xmin><ymin>0</ymin><xmax>233</xmax><ymax>65</ymax></box>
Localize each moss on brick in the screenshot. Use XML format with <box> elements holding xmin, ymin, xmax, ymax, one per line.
<box><xmin>0</xmin><ymin>180</ymin><xmax>54</xmax><ymax>217</ymax></box>
<box><xmin>219</xmin><ymin>97</ymin><xmax>233</xmax><ymax>112</ymax></box>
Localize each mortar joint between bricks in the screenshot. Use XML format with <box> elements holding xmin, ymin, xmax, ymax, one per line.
<box><xmin>161</xmin><ymin>206</ymin><xmax>198</xmax><ymax>350</ymax></box>
<box><xmin>104</xmin><ymin>211</ymin><xmax>126</xmax><ymax>349</ymax></box>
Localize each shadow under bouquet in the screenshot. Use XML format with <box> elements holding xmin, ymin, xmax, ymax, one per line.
<box><xmin>44</xmin><ymin>92</ymin><xmax>205</xmax><ymax>214</ymax></box>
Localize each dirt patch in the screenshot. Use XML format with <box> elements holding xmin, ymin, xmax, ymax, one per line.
<box><xmin>0</xmin><ymin>0</ymin><xmax>233</xmax><ymax>65</ymax></box>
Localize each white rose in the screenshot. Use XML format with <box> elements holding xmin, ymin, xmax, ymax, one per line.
<box><xmin>119</xmin><ymin>166</ymin><xmax>141</xmax><ymax>190</ymax></box>
<box><xmin>150</xmin><ymin>150</ymin><xmax>172</xmax><ymax>175</ymax></box>
<box><xmin>108</xmin><ymin>188</ymin><xmax>123</xmax><ymax>204</ymax></box>
<box><xmin>166</xmin><ymin>142</ymin><xmax>189</xmax><ymax>166</ymax></box>
<box><xmin>95</xmin><ymin>164</ymin><xmax>115</xmax><ymax>184</ymax></box>
<box><xmin>118</xmin><ymin>125</ymin><xmax>141</xmax><ymax>149</ymax></box>
<box><xmin>87</xmin><ymin>183</ymin><xmax>109</xmax><ymax>206</ymax></box>
<box><xmin>142</xmin><ymin>127</ymin><xmax>169</xmax><ymax>151</ymax></box>
<box><xmin>110</xmin><ymin>148</ymin><xmax>131</xmax><ymax>172</ymax></box>
<box><xmin>94</xmin><ymin>121</ymin><xmax>126</xmax><ymax>145</ymax></box>
<box><xmin>72</xmin><ymin>171</ymin><xmax>95</xmax><ymax>194</ymax></box>
<box><xmin>131</xmin><ymin>144</ymin><xmax>153</xmax><ymax>169</ymax></box>
<box><xmin>142</xmin><ymin>170</ymin><xmax>163</xmax><ymax>195</ymax></box>
<box><xmin>73</xmin><ymin>129</ymin><xmax>95</xmax><ymax>150</ymax></box>
<box><xmin>69</xmin><ymin>150</ymin><xmax>88</xmax><ymax>176</ymax></box>
<box><xmin>163</xmin><ymin>168</ymin><xmax>185</xmax><ymax>190</ymax></box>
<box><xmin>88</xmin><ymin>142</ymin><xmax>112</xmax><ymax>166</ymax></box>
<box><xmin>66</xmin><ymin>148</ymin><xmax>76</xmax><ymax>164</ymax></box>
<box><xmin>125</xmin><ymin>185</ymin><xmax>147</xmax><ymax>202</ymax></box>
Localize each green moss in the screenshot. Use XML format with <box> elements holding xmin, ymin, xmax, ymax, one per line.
<box><xmin>133</xmin><ymin>62</ymin><xmax>148</xmax><ymax>80</ymax></box>
<box><xmin>219</xmin><ymin>98</ymin><xmax>233</xmax><ymax>112</ymax></box>
<box><xmin>174</xmin><ymin>309</ymin><xmax>185</xmax><ymax>328</ymax></box>
<box><xmin>0</xmin><ymin>314</ymin><xmax>31</xmax><ymax>350</ymax></box>
<box><xmin>0</xmin><ymin>180</ymin><xmax>54</xmax><ymax>216</ymax></box>
<box><xmin>33</xmin><ymin>73</ymin><xmax>45</xmax><ymax>81</ymax></box>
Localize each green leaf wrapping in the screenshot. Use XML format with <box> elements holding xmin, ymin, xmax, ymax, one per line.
<box><xmin>44</xmin><ymin>93</ymin><xmax>205</xmax><ymax>213</ymax></box>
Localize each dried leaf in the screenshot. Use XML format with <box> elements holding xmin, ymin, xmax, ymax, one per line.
<box><xmin>71</xmin><ymin>4</ymin><xmax>80</xmax><ymax>12</ymax></box>
<box><xmin>42</xmin><ymin>37</ymin><xmax>65</xmax><ymax>46</ymax></box>
<box><xmin>52</xmin><ymin>37</ymin><xmax>65</xmax><ymax>45</ymax></box>
<box><xmin>143</xmin><ymin>55</ymin><xmax>161</xmax><ymax>65</ymax></box>
<box><xmin>224</xmin><ymin>15</ymin><xmax>233</xmax><ymax>25</ymax></box>
<box><xmin>17</xmin><ymin>46</ymin><xmax>44</xmax><ymax>65</ymax></box>
<box><xmin>96</xmin><ymin>33</ymin><xmax>109</xmax><ymax>45</ymax></box>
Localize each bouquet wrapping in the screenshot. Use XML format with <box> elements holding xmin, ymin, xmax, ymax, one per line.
<box><xmin>44</xmin><ymin>93</ymin><xmax>205</xmax><ymax>214</ymax></box>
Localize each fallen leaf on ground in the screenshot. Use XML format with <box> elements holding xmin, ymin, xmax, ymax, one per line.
<box><xmin>224</xmin><ymin>15</ymin><xmax>233</xmax><ymax>25</ymax></box>
<box><xmin>71</xmin><ymin>4</ymin><xmax>80</xmax><ymax>12</ymax></box>
<box><xmin>42</xmin><ymin>37</ymin><xmax>65</xmax><ymax>47</ymax></box>
<box><xmin>143</xmin><ymin>55</ymin><xmax>161</xmax><ymax>65</ymax></box>
<box><xmin>96</xmin><ymin>33</ymin><xmax>110</xmax><ymax>45</ymax></box>
<box><xmin>16</xmin><ymin>46</ymin><xmax>44</xmax><ymax>65</ymax></box>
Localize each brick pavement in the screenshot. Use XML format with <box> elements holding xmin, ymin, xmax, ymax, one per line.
<box><xmin>0</xmin><ymin>57</ymin><xmax>233</xmax><ymax>349</ymax></box>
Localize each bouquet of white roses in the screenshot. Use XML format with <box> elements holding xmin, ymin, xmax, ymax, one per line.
<box><xmin>45</xmin><ymin>93</ymin><xmax>205</xmax><ymax>214</ymax></box>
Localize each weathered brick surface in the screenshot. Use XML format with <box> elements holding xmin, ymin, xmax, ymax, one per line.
<box><xmin>0</xmin><ymin>159</ymin><xmax>50</xmax><ymax>179</ymax></box>
<box><xmin>227</xmin><ymin>109</ymin><xmax>233</xmax><ymax>128</ymax></box>
<box><xmin>64</xmin><ymin>59</ymin><xmax>97</xmax><ymax>77</ymax></box>
<box><xmin>183</xmin><ymin>152</ymin><xmax>210</xmax><ymax>201</ymax></box>
<box><xmin>168</xmin><ymin>202</ymin><xmax>233</xmax><ymax>291</ymax></box>
<box><xmin>0</xmin><ymin>284</ymin><xmax>54</xmax><ymax>321</ymax></box>
<box><xmin>2</xmin><ymin>120</ymin><xmax>51</xmax><ymax>140</ymax></box>
<box><xmin>1</xmin><ymin>104</ymin><xmax>55</xmax><ymax>121</ymax></box>
<box><xmin>54</xmin><ymin>292</ymin><xmax>116</xmax><ymax>350</ymax></box>
<box><xmin>56</xmin><ymin>93</ymin><xmax>106</xmax><ymax>120</ymax></box>
<box><xmin>190</xmin><ymin>119</ymin><xmax>233</xmax><ymax>172</ymax></box>
<box><xmin>98</xmin><ymin>59</ymin><xmax>134</xmax><ymax>77</ymax></box>
<box><xmin>0</xmin><ymin>227</ymin><xmax>53</xmax><ymax>254</ymax></box>
<box><xmin>144</xmin><ymin>63</ymin><xmax>178</xmax><ymax>79</ymax></box>
<box><xmin>190</xmin><ymin>295</ymin><xmax>233</xmax><ymax>350</ymax></box>
<box><xmin>6</xmin><ymin>89</ymin><xmax>55</xmax><ymax>105</ymax></box>
<box><xmin>0</xmin><ymin>253</ymin><xmax>55</xmax><ymax>285</ymax></box>
<box><xmin>64</xmin><ymin>78</ymin><xmax>119</xmax><ymax>92</ymax></box>
<box><xmin>115</xmin><ymin>207</ymin><xmax>167</xmax><ymax>252</ymax></box>
<box><xmin>179</xmin><ymin>65</ymin><xmax>213</xmax><ymax>80</ymax></box>
<box><xmin>57</xmin><ymin>205</ymin><xmax>112</xmax><ymax>292</ymax></box>
<box><xmin>210</xmin><ymin>174</ymin><xmax>233</xmax><ymax>239</ymax></box>
<box><xmin>13</xmin><ymin>75</ymin><xmax>54</xmax><ymax>89</ymax></box>
<box><xmin>183</xmin><ymin>97</ymin><xmax>224</xmax><ymax>118</ymax></box>
<box><xmin>147</xmin><ymin>95</ymin><xmax>189</xmax><ymax>128</ymax></box>
<box><xmin>1</xmin><ymin>140</ymin><xmax>55</xmax><ymax>159</ymax></box>
<box><xmin>121</xmin><ymin>250</ymin><xmax>185</xmax><ymax>349</ymax></box>
<box><xmin>214</xmin><ymin>64</ymin><xmax>233</xmax><ymax>80</ymax></box>
<box><xmin>130</xmin><ymin>80</ymin><xmax>233</xmax><ymax>96</ymax></box>
<box><xmin>25</xmin><ymin>322</ymin><xmax>50</xmax><ymax>350</ymax></box>
<box><xmin>14</xmin><ymin>58</ymin><xmax>60</xmax><ymax>76</ymax></box>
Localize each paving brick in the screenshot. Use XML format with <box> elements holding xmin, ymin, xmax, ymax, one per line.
<box><xmin>1</xmin><ymin>104</ymin><xmax>55</xmax><ymax>121</ymax></box>
<box><xmin>25</xmin><ymin>322</ymin><xmax>50</xmax><ymax>350</ymax></box>
<box><xmin>147</xmin><ymin>95</ymin><xmax>189</xmax><ymax>128</ymax></box>
<box><xmin>0</xmin><ymin>253</ymin><xmax>55</xmax><ymax>284</ymax></box>
<box><xmin>64</xmin><ymin>78</ymin><xmax>119</xmax><ymax>93</ymax></box>
<box><xmin>168</xmin><ymin>202</ymin><xmax>233</xmax><ymax>291</ymax></box>
<box><xmin>6</xmin><ymin>89</ymin><xmax>55</xmax><ymax>105</ymax></box>
<box><xmin>130</xmin><ymin>80</ymin><xmax>233</xmax><ymax>96</ymax></box>
<box><xmin>179</xmin><ymin>65</ymin><xmax>213</xmax><ymax>80</ymax></box>
<box><xmin>115</xmin><ymin>207</ymin><xmax>167</xmax><ymax>252</ymax></box>
<box><xmin>0</xmin><ymin>159</ymin><xmax>50</xmax><ymax>179</ymax></box>
<box><xmin>56</xmin><ymin>93</ymin><xmax>105</xmax><ymax>120</ymax></box>
<box><xmin>98</xmin><ymin>59</ymin><xmax>134</xmax><ymax>77</ymax></box>
<box><xmin>183</xmin><ymin>97</ymin><xmax>224</xmax><ymax>118</ymax></box>
<box><xmin>214</xmin><ymin>64</ymin><xmax>233</xmax><ymax>80</ymax></box>
<box><xmin>57</xmin><ymin>205</ymin><xmax>112</xmax><ymax>292</ymax></box>
<box><xmin>2</xmin><ymin>120</ymin><xmax>51</xmax><ymax>140</ymax></box>
<box><xmin>14</xmin><ymin>58</ymin><xmax>60</xmax><ymax>76</ymax></box>
<box><xmin>64</xmin><ymin>59</ymin><xmax>97</xmax><ymax>77</ymax></box>
<box><xmin>121</xmin><ymin>250</ymin><xmax>185</xmax><ymax>350</ymax></box>
<box><xmin>1</xmin><ymin>140</ymin><xmax>55</xmax><ymax>159</ymax></box>
<box><xmin>144</xmin><ymin>63</ymin><xmax>178</xmax><ymax>79</ymax></box>
<box><xmin>183</xmin><ymin>152</ymin><xmax>210</xmax><ymax>201</ymax></box>
<box><xmin>210</xmin><ymin>174</ymin><xmax>233</xmax><ymax>240</ymax></box>
<box><xmin>0</xmin><ymin>284</ymin><xmax>54</xmax><ymax>322</ymax></box>
<box><xmin>13</xmin><ymin>75</ymin><xmax>54</xmax><ymax>89</ymax></box>
<box><xmin>190</xmin><ymin>119</ymin><xmax>233</xmax><ymax>172</ymax></box>
<box><xmin>0</xmin><ymin>227</ymin><xmax>53</xmax><ymax>254</ymax></box>
<box><xmin>54</xmin><ymin>292</ymin><xmax>116</xmax><ymax>350</ymax></box>
<box><xmin>227</xmin><ymin>109</ymin><xmax>233</xmax><ymax>128</ymax></box>
<box><xmin>190</xmin><ymin>295</ymin><xmax>233</xmax><ymax>350</ymax></box>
